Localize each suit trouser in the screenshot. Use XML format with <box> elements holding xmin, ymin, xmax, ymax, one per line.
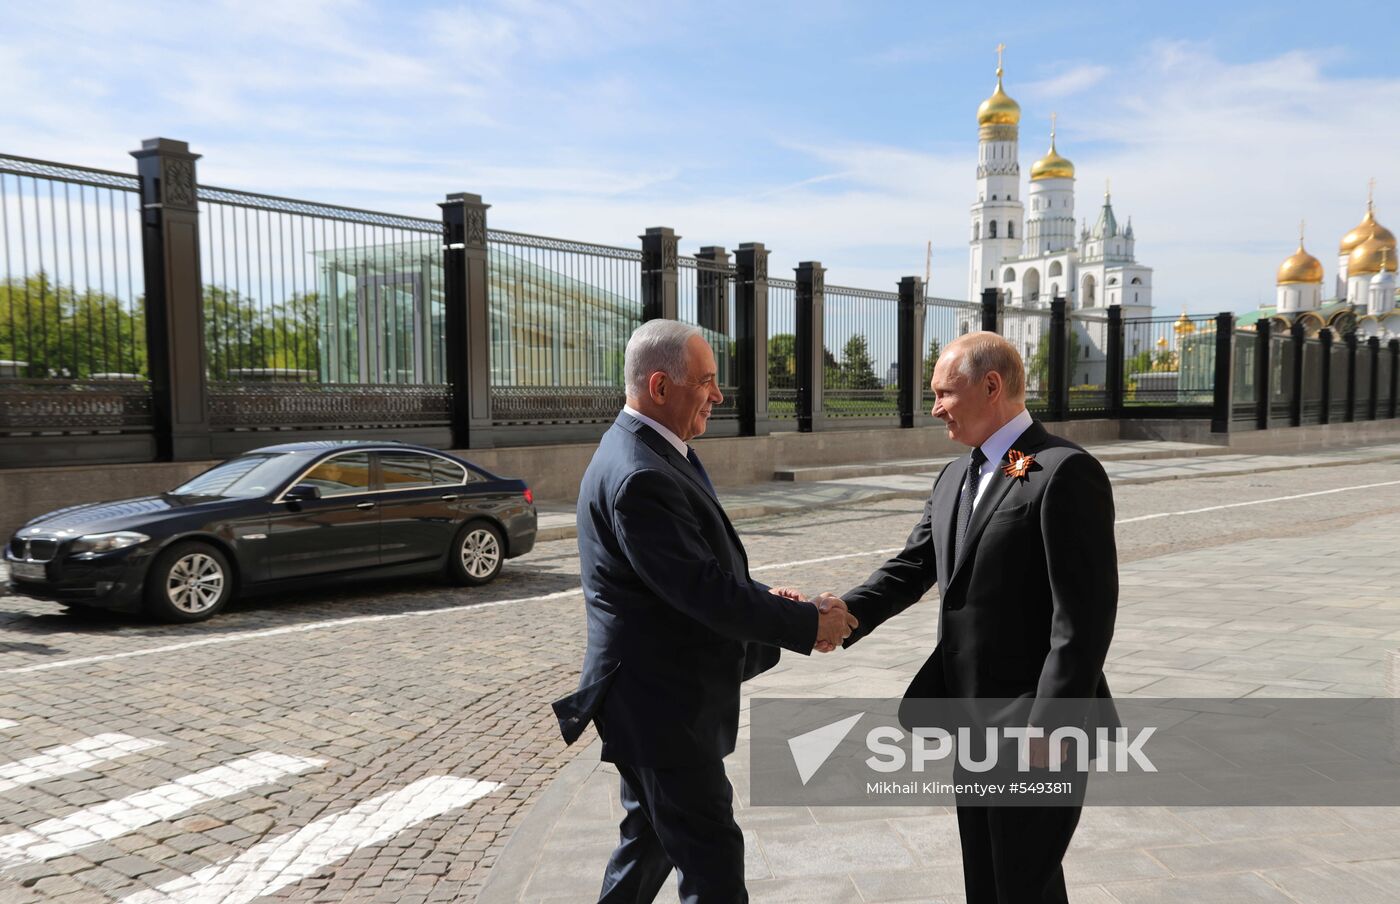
<box><xmin>597</xmin><ymin>759</ymin><xmax>746</xmax><ymax>904</ymax></box>
<box><xmin>953</xmin><ymin>764</ymin><xmax>1086</xmax><ymax>904</ymax></box>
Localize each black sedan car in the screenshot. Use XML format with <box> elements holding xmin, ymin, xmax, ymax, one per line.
<box><xmin>4</xmin><ymin>441</ymin><xmax>537</xmax><ymax>623</ymax></box>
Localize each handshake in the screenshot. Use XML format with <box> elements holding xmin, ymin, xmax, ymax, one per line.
<box><xmin>770</xmin><ymin>587</ymin><xmax>857</xmax><ymax>653</ymax></box>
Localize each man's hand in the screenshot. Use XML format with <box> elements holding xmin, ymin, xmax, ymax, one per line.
<box><xmin>813</xmin><ymin>593</ymin><xmax>857</xmax><ymax>652</ymax></box>
<box><xmin>768</xmin><ymin>586</ymin><xmax>807</xmax><ymax>602</ymax></box>
<box><xmin>1027</xmin><ymin>735</ymin><xmax>1073</xmax><ymax>770</ymax></box>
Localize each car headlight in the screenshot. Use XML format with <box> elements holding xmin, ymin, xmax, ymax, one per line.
<box><xmin>70</xmin><ymin>531</ymin><xmax>150</xmax><ymax>556</ymax></box>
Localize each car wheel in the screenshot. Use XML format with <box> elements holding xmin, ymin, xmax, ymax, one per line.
<box><xmin>144</xmin><ymin>541</ymin><xmax>234</xmax><ymax>623</ymax></box>
<box><xmin>448</xmin><ymin>521</ymin><xmax>504</xmax><ymax>586</ymax></box>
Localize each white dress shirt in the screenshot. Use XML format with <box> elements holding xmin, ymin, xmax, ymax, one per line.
<box><xmin>622</xmin><ymin>405</ymin><xmax>689</xmax><ymax>458</ymax></box>
<box><xmin>970</xmin><ymin>407</ymin><xmax>1034</xmax><ymax>510</ymax></box>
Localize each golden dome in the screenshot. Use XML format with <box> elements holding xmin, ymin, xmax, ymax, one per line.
<box><xmin>1030</xmin><ymin>117</ymin><xmax>1074</xmax><ymax>180</ymax></box>
<box><xmin>1348</xmin><ymin>236</ymin><xmax>1398</xmax><ymax>276</ymax></box>
<box><xmin>1174</xmin><ymin>311</ymin><xmax>1196</xmax><ymax>335</ymax></box>
<box><xmin>977</xmin><ymin>47</ymin><xmax>1020</xmax><ymax>128</ymax></box>
<box><xmin>1277</xmin><ymin>241</ymin><xmax>1323</xmax><ymax>285</ymax></box>
<box><xmin>1340</xmin><ymin>206</ymin><xmax>1396</xmax><ymax>255</ymax></box>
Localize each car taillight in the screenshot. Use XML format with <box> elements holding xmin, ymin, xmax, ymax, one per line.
<box><xmin>523</xmin><ymin>487</ymin><xmax>534</xmax><ymax>505</ymax></box>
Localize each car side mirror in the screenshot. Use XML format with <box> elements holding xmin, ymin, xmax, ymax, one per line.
<box><xmin>284</xmin><ymin>483</ymin><xmax>322</xmax><ymax>502</ymax></box>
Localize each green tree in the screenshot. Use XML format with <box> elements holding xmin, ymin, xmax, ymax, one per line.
<box><xmin>1027</xmin><ymin>329</ymin><xmax>1081</xmax><ymax>390</ymax></box>
<box><xmin>0</xmin><ymin>272</ymin><xmax>147</xmax><ymax>378</ymax></box>
<box><xmin>838</xmin><ymin>333</ymin><xmax>881</xmax><ymax>390</ymax></box>
<box><xmin>922</xmin><ymin>336</ymin><xmax>941</xmax><ymax>384</ymax></box>
<box><xmin>768</xmin><ymin>333</ymin><xmax>796</xmax><ymax>388</ymax></box>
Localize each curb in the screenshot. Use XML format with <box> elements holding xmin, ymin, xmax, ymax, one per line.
<box><xmin>476</xmin><ymin>739</ymin><xmax>604</xmax><ymax>904</ymax></box>
<box><xmin>534</xmin><ymin>449</ymin><xmax>1400</xmax><ymax>543</ymax></box>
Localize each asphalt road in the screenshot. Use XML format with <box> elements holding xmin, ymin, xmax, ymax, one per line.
<box><xmin>2</xmin><ymin>461</ymin><xmax>1400</xmax><ymax>903</ymax></box>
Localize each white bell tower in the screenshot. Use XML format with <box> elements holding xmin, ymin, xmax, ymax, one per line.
<box><xmin>968</xmin><ymin>44</ymin><xmax>1024</xmax><ymax>301</ymax></box>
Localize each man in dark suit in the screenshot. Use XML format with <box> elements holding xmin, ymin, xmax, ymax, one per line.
<box><xmin>820</xmin><ymin>331</ymin><xmax>1117</xmax><ymax>904</ymax></box>
<box><xmin>554</xmin><ymin>319</ymin><xmax>857</xmax><ymax>903</ymax></box>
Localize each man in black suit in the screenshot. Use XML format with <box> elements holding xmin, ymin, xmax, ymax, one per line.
<box><xmin>554</xmin><ymin>319</ymin><xmax>857</xmax><ymax>903</ymax></box>
<box><xmin>819</xmin><ymin>331</ymin><xmax>1117</xmax><ymax>904</ymax></box>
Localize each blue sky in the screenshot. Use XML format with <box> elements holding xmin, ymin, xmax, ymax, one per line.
<box><xmin>7</xmin><ymin>0</ymin><xmax>1400</xmax><ymax>312</ymax></box>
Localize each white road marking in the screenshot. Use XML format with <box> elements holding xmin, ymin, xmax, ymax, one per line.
<box><xmin>5</xmin><ymin>477</ymin><xmax>1399</xmax><ymax>676</ymax></box>
<box><xmin>0</xmin><ymin>733</ymin><xmax>163</xmax><ymax>794</ymax></box>
<box><xmin>0</xmin><ymin>751</ymin><xmax>323</xmax><ymax>866</ymax></box>
<box><xmin>0</xmin><ymin>719</ymin><xmax>17</xmax><ymax>730</ymax></box>
<box><xmin>1114</xmin><ymin>479</ymin><xmax>1400</xmax><ymax>524</ymax></box>
<box><xmin>118</xmin><ymin>775</ymin><xmax>500</xmax><ymax>904</ymax></box>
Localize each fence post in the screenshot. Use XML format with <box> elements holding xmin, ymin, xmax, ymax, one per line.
<box><xmin>1106</xmin><ymin>304</ymin><xmax>1124</xmax><ymax>419</ymax></box>
<box><xmin>694</xmin><ymin>246</ymin><xmax>730</xmax><ymax>335</ymax></box>
<box><xmin>1210</xmin><ymin>312</ymin><xmax>1234</xmax><ymax>434</ymax></box>
<box><xmin>1048</xmin><ymin>297</ymin><xmax>1069</xmax><ymax>421</ymax></box>
<box><xmin>980</xmin><ymin>287</ymin><xmax>1001</xmax><ymax>333</ymax></box>
<box><xmin>898</xmin><ymin>276</ymin><xmax>926</xmax><ymax>428</ymax></box>
<box><xmin>1344</xmin><ymin>331</ymin><xmax>1358</xmax><ymax>423</ymax></box>
<box><xmin>130</xmin><ymin>138</ymin><xmax>211</xmax><ymax>462</ymax></box>
<box><xmin>795</xmin><ymin>261</ymin><xmax>826</xmax><ymax>433</ymax></box>
<box><xmin>1318</xmin><ymin>328</ymin><xmax>1332</xmax><ymax>425</ymax></box>
<box><xmin>1390</xmin><ymin>339</ymin><xmax>1399</xmax><ymax>419</ymax></box>
<box><xmin>641</xmin><ymin>227</ymin><xmax>679</xmax><ymax>321</ymax></box>
<box><xmin>1367</xmin><ymin>336</ymin><xmax>1381</xmax><ymax>420</ymax></box>
<box><xmin>1290</xmin><ymin>322</ymin><xmax>1305</xmax><ymax>427</ymax></box>
<box><xmin>440</xmin><ymin>192</ymin><xmax>494</xmax><ymax>449</ymax></box>
<box><xmin>1254</xmin><ymin>318</ymin><xmax>1271</xmax><ymax>430</ymax></box>
<box><xmin>734</xmin><ymin>243</ymin><xmax>769</xmax><ymax>437</ymax></box>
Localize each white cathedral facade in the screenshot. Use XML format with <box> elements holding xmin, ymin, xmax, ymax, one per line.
<box><xmin>960</xmin><ymin>50</ymin><xmax>1155</xmax><ymax>387</ymax></box>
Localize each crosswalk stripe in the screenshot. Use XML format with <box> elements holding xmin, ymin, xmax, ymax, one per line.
<box><xmin>0</xmin><ymin>751</ymin><xmax>323</xmax><ymax>866</ymax></box>
<box><xmin>0</xmin><ymin>733</ymin><xmax>163</xmax><ymax>794</ymax></box>
<box><xmin>119</xmin><ymin>775</ymin><xmax>500</xmax><ymax>904</ymax></box>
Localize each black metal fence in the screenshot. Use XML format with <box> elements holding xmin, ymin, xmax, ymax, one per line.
<box><xmin>0</xmin><ymin>155</ymin><xmax>153</xmax><ymax>451</ymax></box>
<box><xmin>486</xmin><ymin>230</ymin><xmax>640</xmax><ymax>428</ymax></box>
<box><xmin>2</xmin><ymin>139</ymin><xmax>1398</xmax><ymax>468</ymax></box>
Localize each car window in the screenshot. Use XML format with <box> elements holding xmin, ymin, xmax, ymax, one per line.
<box><xmin>431</xmin><ymin>458</ymin><xmax>470</xmax><ymax>486</ymax></box>
<box><xmin>172</xmin><ymin>453</ymin><xmax>307</xmax><ymax>498</ymax></box>
<box><xmin>300</xmin><ymin>452</ymin><xmax>372</xmax><ymax>497</ymax></box>
<box><xmin>380</xmin><ymin>452</ymin><xmax>436</xmax><ymax>491</ymax></box>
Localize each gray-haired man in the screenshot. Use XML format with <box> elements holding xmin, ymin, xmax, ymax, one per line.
<box><xmin>554</xmin><ymin>320</ymin><xmax>856</xmax><ymax>902</ymax></box>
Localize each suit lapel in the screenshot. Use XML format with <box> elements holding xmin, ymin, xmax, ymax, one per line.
<box><xmin>946</xmin><ymin>419</ymin><xmax>1051</xmax><ymax>590</ymax></box>
<box><xmin>933</xmin><ymin>461</ymin><xmax>962</xmax><ymax>591</ymax></box>
<box><xmin>616</xmin><ymin>413</ymin><xmax>749</xmax><ymax>565</ymax></box>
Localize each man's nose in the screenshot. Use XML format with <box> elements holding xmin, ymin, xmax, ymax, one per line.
<box><xmin>711</xmin><ymin>383</ymin><xmax>724</xmax><ymax>403</ymax></box>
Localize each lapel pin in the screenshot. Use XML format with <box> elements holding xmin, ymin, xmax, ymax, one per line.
<box><xmin>1001</xmin><ymin>449</ymin><xmax>1036</xmax><ymax>481</ymax></box>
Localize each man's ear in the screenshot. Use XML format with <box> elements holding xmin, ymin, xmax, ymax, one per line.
<box><xmin>647</xmin><ymin>370</ymin><xmax>668</xmax><ymax>403</ymax></box>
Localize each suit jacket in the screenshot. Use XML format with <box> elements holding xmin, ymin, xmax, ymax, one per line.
<box><xmin>553</xmin><ymin>412</ymin><xmax>819</xmax><ymax>767</ymax></box>
<box><xmin>843</xmin><ymin>418</ymin><xmax>1118</xmax><ymax>733</ymax></box>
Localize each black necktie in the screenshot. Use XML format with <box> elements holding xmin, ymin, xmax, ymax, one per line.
<box><xmin>954</xmin><ymin>447</ymin><xmax>988</xmax><ymax>562</ymax></box>
<box><xmin>687</xmin><ymin>446</ymin><xmax>716</xmax><ymax>498</ymax></box>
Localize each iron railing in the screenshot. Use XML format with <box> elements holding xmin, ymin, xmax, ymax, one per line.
<box><xmin>486</xmin><ymin>230</ymin><xmax>640</xmax><ymax>425</ymax></box>
<box><xmin>767</xmin><ymin>277</ymin><xmax>797</xmax><ymax>421</ymax></box>
<box><xmin>678</xmin><ymin>254</ymin><xmax>738</xmax><ymax>423</ymax></box>
<box><xmin>1122</xmin><ymin>314</ymin><xmax>1217</xmax><ymax>411</ymax></box>
<box><xmin>1000</xmin><ymin>304</ymin><xmax>1052</xmax><ymax>413</ymax></box>
<box><xmin>822</xmin><ymin>284</ymin><xmax>899</xmax><ymax>419</ymax></box>
<box><xmin>0</xmin><ymin>155</ymin><xmax>151</xmax><ymax>437</ymax></box>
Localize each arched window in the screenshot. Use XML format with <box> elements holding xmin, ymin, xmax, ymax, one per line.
<box><xmin>988</xmin><ymin>221</ymin><xmax>998</xmax><ymax>238</ymax></box>
<box><xmin>1082</xmin><ymin>274</ymin><xmax>1097</xmax><ymax>308</ymax></box>
<box><xmin>973</xmin><ymin>222</ymin><xmax>980</xmax><ymax>241</ymax></box>
<box><xmin>1130</xmin><ymin>277</ymin><xmax>1142</xmax><ymax>285</ymax></box>
<box><xmin>1003</xmin><ymin>267</ymin><xmax>1016</xmax><ymax>284</ymax></box>
<box><xmin>1050</xmin><ymin>282</ymin><xmax>1059</xmax><ymax>296</ymax></box>
<box><xmin>1108</xmin><ymin>277</ymin><xmax>1119</xmax><ymax>286</ymax></box>
<box><xmin>1007</xmin><ymin>221</ymin><xmax>1015</xmax><ymax>239</ymax></box>
<box><xmin>1048</xmin><ymin>260</ymin><xmax>1063</xmax><ymax>278</ymax></box>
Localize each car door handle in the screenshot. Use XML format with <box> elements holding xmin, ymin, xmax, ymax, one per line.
<box><xmin>440</xmin><ymin>494</ymin><xmax>459</xmax><ymax>501</ymax></box>
<box><xmin>356</xmin><ymin>501</ymin><xmax>375</xmax><ymax>510</ymax></box>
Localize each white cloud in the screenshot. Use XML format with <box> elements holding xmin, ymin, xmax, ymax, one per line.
<box><xmin>1025</xmin><ymin>64</ymin><xmax>1110</xmax><ymax>100</ymax></box>
<box><xmin>3</xmin><ymin>13</ymin><xmax>1397</xmax><ymax>317</ymax></box>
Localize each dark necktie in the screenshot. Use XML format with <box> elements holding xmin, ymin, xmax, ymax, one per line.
<box><xmin>954</xmin><ymin>447</ymin><xmax>988</xmax><ymax>562</ymax></box>
<box><xmin>686</xmin><ymin>446</ymin><xmax>716</xmax><ymax>498</ymax></box>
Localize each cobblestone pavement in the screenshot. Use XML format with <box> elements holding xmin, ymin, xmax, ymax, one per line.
<box><xmin>2</xmin><ymin>456</ymin><xmax>1400</xmax><ymax>902</ymax></box>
